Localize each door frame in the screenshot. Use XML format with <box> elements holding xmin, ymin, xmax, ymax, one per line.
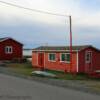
<box><xmin>85</xmin><ymin>51</ymin><xmax>92</xmax><ymax>72</ymax></box>
<box><xmin>38</xmin><ymin>52</ymin><xmax>45</xmax><ymax>67</ymax></box>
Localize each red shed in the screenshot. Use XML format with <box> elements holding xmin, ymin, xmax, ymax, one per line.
<box><xmin>32</xmin><ymin>45</ymin><xmax>100</xmax><ymax>74</ymax></box>
<box><xmin>0</xmin><ymin>37</ymin><xmax>23</xmax><ymax>61</ymax></box>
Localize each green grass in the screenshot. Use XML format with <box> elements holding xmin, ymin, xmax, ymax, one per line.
<box><xmin>4</xmin><ymin>63</ymin><xmax>89</xmax><ymax>80</ymax></box>
<box><xmin>3</xmin><ymin>63</ymin><xmax>100</xmax><ymax>92</ymax></box>
<box><xmin>5</xmin><ymin>62</ymin><xmax>33</xmax><ymax>76</ymax></box>
<box><xmin>4</xmin><ymin>63</ymin><xmax>99</xmax><ymax>80</ymax></box>
<box><xmin>44</xmin><ymin>69</ymin><xmax>89</xmax><ymax>80</ymax></box>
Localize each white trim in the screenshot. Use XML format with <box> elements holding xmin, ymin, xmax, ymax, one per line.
<box><xmin>76</xmin><ymin>52</ymin><xmax>79</xmax><ymax>72</ymax></box>
<box><xmin>85</xmin><ymin>51</ymin><xmax>92</xmax><ymax>63</ymax></box>
<box><xmin>33</xmin><ymin>50</ymin><xmax>79</xmax><ymax>52</ymax></box>
<box><xmin>5</xmin><ymin>46</ymin><xmax>13</xmax><ymax>54</ymax></box>
<box><xmin>48</xmin><ymin>53</ymin><xmax>56</xmax><ymax>62</ymax></box>
<box><xmin>0</xmin><ymin>37</ymin><xmax>10</xmax><ymax>42</ymax></box>
<box><xmin>60</xmin><ymin>53</ymin><xmax>70</xmax><ymax>63</ymax></box>
<box><xmin>85</xmin><ymin>51</ymin><xmax>93</xmax><ymax>72</ymax></box>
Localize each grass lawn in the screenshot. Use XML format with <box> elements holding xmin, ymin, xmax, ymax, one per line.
<box><xmin>5</xmin><ymin>62</ymin><xmax>33</xmax><ymax>76</ymax></box>
<box><xmin>2</xmin><ymin>63</ymin><xmax>100</xmax><ymax>92</ymax></box>
<box><xmin>3</xmin><ymin>63</ymin><xmax>97</xmax><ymax>80</ymax></box>
<box><xmin>45</xmin><ymin>69</ymin><xmax>89</xmax><ymax>80</ymax></box>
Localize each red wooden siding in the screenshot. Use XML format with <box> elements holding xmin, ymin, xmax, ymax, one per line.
<box><xmin>32</xmin><ymin>52</ymin><xmax>38</xmax><ymax>66</ymax></box>
<box><xmin>32</xmin><ymin>46</ymin><xmax>100</xmax><ymax>74</ymax></box>
<box><xmin>0</xmin><ymin>39</ymin><xmax>23</xmax><ymax>60</ymax></box>
<box><xmin>32</xmin><ymin>51</ymin><xmax>78</xmax><ymax>72</ymax></box>
<box><xmin>78</xmin><ymin>47</ymin><xmax>100</xmax><ymax>73</ymax></box>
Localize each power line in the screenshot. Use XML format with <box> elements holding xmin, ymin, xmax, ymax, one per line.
<box><xmin>0</xmin><ymin>0</ymin><xmax>68</xmax><ymax>17</ymax></box>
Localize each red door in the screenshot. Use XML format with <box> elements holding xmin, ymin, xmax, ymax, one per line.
<box><xmin>38</xmin><ymin>53</ymin><xmax>44</xmax><ymax>68</ymax></box>
<box><xmin>85</xmin><ymin>51</ymin><xmax>92</xmax><ymax>73</ymax></box>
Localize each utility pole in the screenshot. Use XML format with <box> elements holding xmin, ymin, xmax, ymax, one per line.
<box><xmin>69</xmin><ymin>16</ymin><xmax>72</xmax><ymax>73</ymax></box>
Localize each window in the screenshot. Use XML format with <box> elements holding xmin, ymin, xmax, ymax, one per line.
<box><xmin>5</xmin><ymin>46</ymin><xmax>13</xmax><ymax>54</ymax></box>
<box><xmin>85</xmin><ymin>51</ymin><xmax>91</xmax><ymax>63</ymax></box>
<box><xmin>48</xmin><ymin>53</ymin><xmax>56</xmax><ymax>61</ymax></box>
<box><xmin>61</xmin><ymin>53</ymin><xmax>70</xmax><ymax>62</ymax></box>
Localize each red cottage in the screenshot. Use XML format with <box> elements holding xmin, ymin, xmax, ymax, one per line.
<box><xmin>32</xmin><ymin>45</ymin><xmax>100</xmax><ymax>74</ymax></box>
<box><xmin>0</xmin><ymin>37</ymin><xmax>23</xmax><ymax>61</ymax></box>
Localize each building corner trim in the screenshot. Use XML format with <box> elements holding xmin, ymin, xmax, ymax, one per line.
<box><xmin>77</xmin><ymin>51</ymin><xmax>79</xmax><ymax>72</ymax></box>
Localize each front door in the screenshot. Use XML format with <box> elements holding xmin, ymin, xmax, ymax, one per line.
<box><xmin>38</xmin><ymin>53</ymin><xmax>44</xmax><ymax>67</ymax></box>
<box><xmin>85</xmin><ymin>51</ymin><xmax>92</xmax><ymax>73</ymax></box>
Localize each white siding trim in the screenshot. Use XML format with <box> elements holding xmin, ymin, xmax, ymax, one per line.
<box><xmin>48</xmin><ymin>53</ymin><xmax>56</xmax><ymax>62</ymax></box>
<box><xmin>76</xmin><ymin>52</ymin><xmax>79</xmax><ymax>72</ymax></box>
<box><xmin>60</xmin><ymin>53</ymin><xmax>70</xmax><ymax>63</ymax></box>
<box><xmin>33</xmin><ymin>50</ymin><xmax>79</xmax><ymax>52</ymax></box>
<box><xmin>85</xmin><ymin>51</ymin><xmax>92</xmax><ymax>63</ymax></box>
<box><xmin>5</xmin><ymin>46</ymin><xmax>13</xmax><ymax>54</ymax></box>
<box><xmin>85</xmin><ymin>51</ymin><xmax>93</xmax><ymax>72</ymax></box>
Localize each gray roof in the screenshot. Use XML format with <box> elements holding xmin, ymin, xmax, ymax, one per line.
<box><xmin>0</xmin><ymin>37</ymin><xmax>23</xmax><ymax>45</ymax></box>
<box><xmin>33</xmin><ymin>45</ymin><xmax>95</xmax><ymax>51</ymax></box>
<box><xmin>0</xmin><ymin>37</ymin><xmax>8</xmax><ymax>42</ymax></box>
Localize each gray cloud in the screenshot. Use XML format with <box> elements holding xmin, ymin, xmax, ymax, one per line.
<box><xmin>0</xmin><ymin>0</ymin><xmax>100</xmax><ymax>49</ymax></box>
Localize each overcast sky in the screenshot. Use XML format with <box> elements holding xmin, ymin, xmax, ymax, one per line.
<box><xmin>0</xmin><ymin>0</ymin><xmax>100</xmax><ymax>48</ymax></box>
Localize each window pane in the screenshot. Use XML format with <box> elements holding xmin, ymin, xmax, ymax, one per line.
<box><xmin>62</xmin><ymin>54</ymin><xmax>65</xmax><ymax>61</ymax></box>
<box><xmin>5</xmin><ymin>46</ymin><xmax>12</xmax><ymax>53</ymax></box>
<box><xmin>66</xmin><ymin>54</ymin><xmax>70</xmax><ymax>62</ymax></box>
<box><xmin>49</xmin><ymin>54</ymin><xmax>55</xmax><ymax>61</ymax></box>
<box><xmin>86</xmin><ymin>52</ymin><xmax>91</xmax><ymax>62</ymax></box>
<box><xmin>61</xmin><ymin>54</ymin><xmax>70</xmax><ymax>62</ymax></box>
<box><xmin>9</xmin><ymin>48</ymin><xmax>11</xmax><ymax>52</ymax></box>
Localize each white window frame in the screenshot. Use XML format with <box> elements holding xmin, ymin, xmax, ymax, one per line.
<box><xmin>85</xmin><ymin>51</ymin><xmax>92</xmax><ymax>63</ymax></box>
<box><xmin>5</xmin><ymin>46</ymin><xmax>13</xmax><ymax>54</ymax></box>
<box><xmin>48</xmin><ymin>53</ymin><xmax>56</xmax><ymax>62</ymax></box>
<box><xmin>60</xmin><ymin>53</ymin><xmax>70</xmax><ymax>63</ymax></box>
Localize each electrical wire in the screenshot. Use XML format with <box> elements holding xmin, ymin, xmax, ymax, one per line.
<box><xmin>0</xmin><ymin>0</ymin><xmax>69</xmax><ymax>17</ymax></box>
